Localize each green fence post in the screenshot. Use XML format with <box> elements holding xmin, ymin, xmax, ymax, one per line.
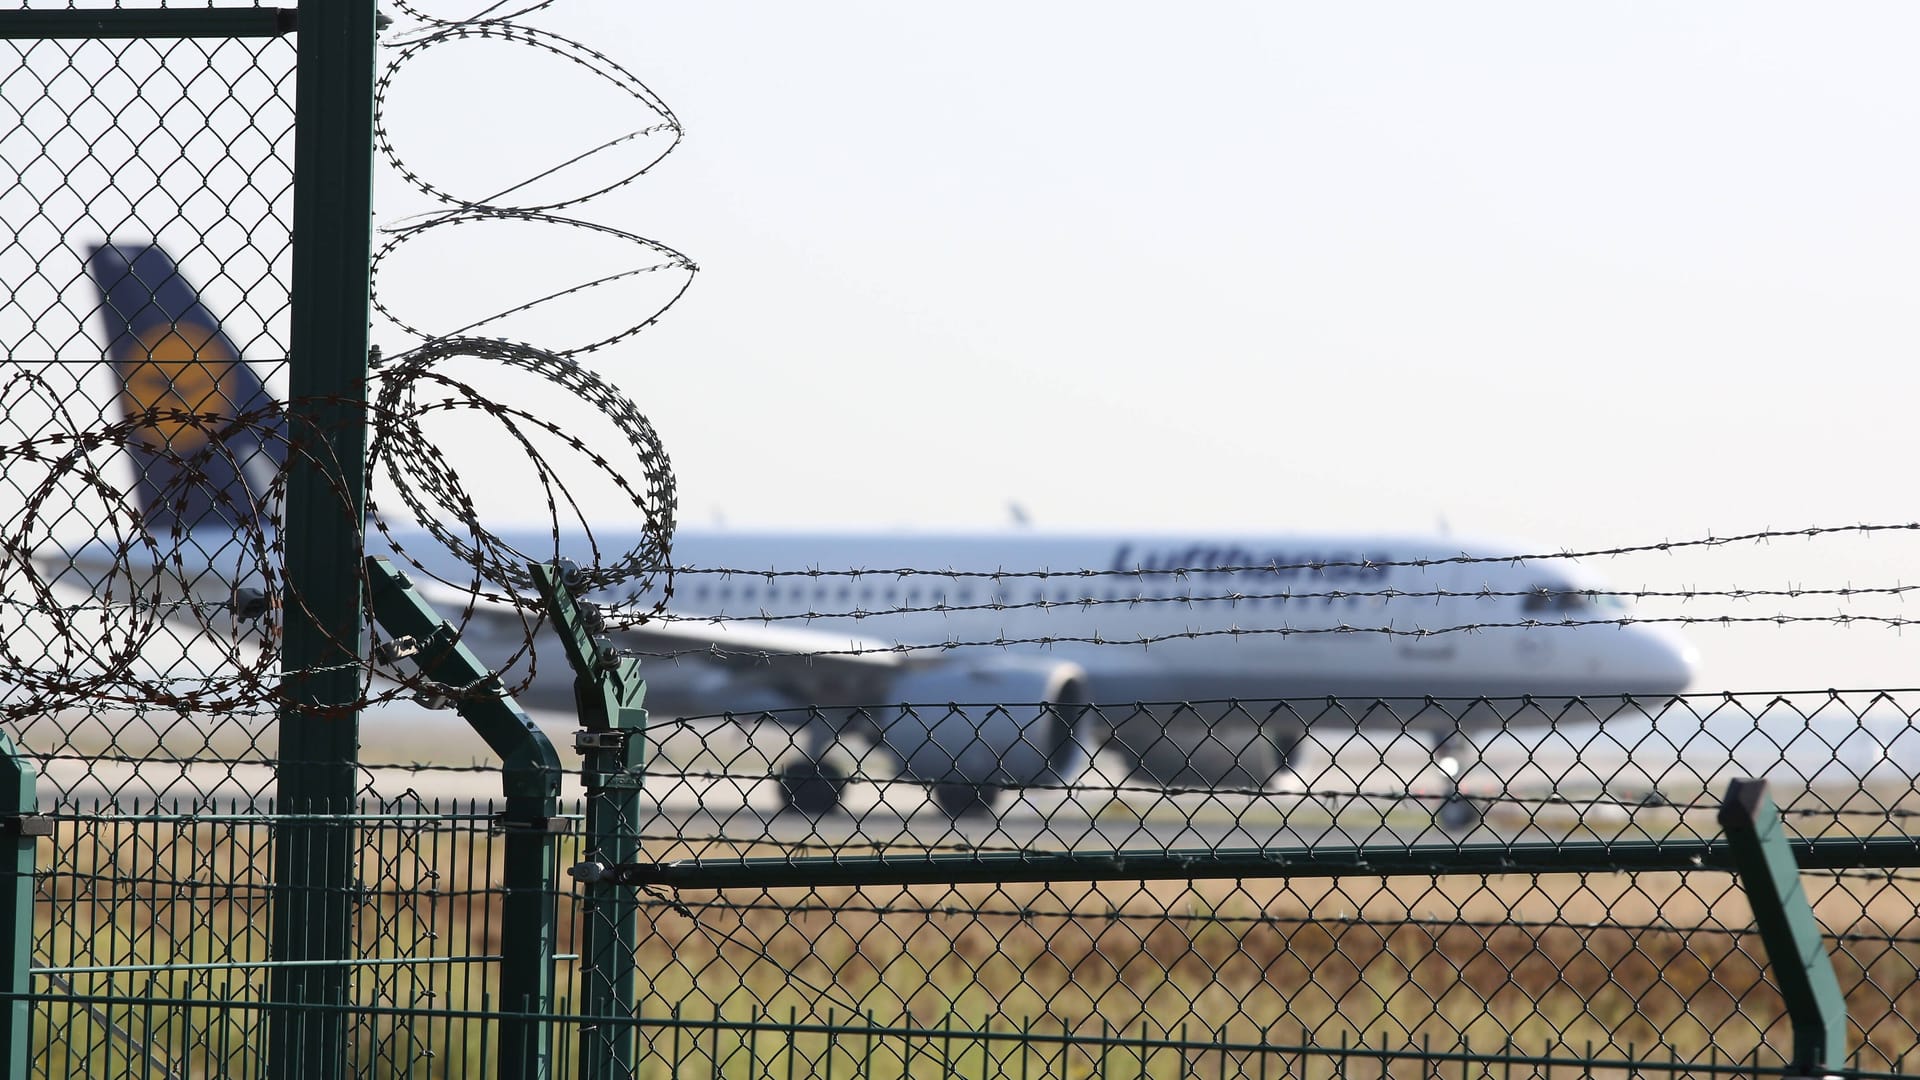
<box><xmin>1718</xmin><ymin>777</ymin><xmax>1848</xmax><ymax>1077</ymax></box>
<box><xmin>529</xmin><ymin>562</ymin><xmax>648</xmax><ymax>1080</ymax></box>
<box><xmin>364</xmin><ymin>558</ymin><xmax>565</xmax><ymax>1078</ymax></box>
<box><xmin>268</xmin><ymin>0</ymin><xmax>380</xmax><ymax>1077</ymax></box>
<box><xmin>0</xmin><ymin>731</ymin><xmax>47</xmax><ymax>1080</ymax></box>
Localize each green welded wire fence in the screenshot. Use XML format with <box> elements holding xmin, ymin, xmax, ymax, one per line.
<box><xmin>8</xmin><ymin>2</ymin><xmax>1920</xmax><ymax>1080</ymax></box>
<box><xmin>12</xmin><ymin>756</ymin><xmax>1920</xmax><ymax>1078</ymax></box>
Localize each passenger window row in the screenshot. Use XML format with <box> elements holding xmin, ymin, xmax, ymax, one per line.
<box><xmin>674</xmin><ymin>583</ymin><xmax>1398</xmax><ymax>610</ymax></box>
<box><xmin>1522</xmin><ymin>589</ymin><xmax>1594</xmax><ymax>613</ymax></box>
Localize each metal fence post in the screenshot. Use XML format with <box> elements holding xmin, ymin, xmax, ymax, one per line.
<box><xmin>1719</xmin><ymin>777</ymin><xmax>1848</xmax><ymax>1077</ymax></box>
<box><xmin>364</xmin><ymin>558</ymin><xmax>566</xmax><ymax>1078</ymax></box>
<box><xmin>575</xmin><ymin>724</ymin><xmax>645</xmax><ymax>1080</ymax></box>
<box><xmin>269</xmin><ymin>1</ymin><xmax>381</xmax><ymax>1076</ymax></box>
<box><xmin>529</xmin><ymin>562</ymin><xmax>648</xmax><ymax>1080</ymax></box>
<box><xmin>0</xmin><ymin>731</ymin><xmax>46</xmax><ymax>1080</ymax></box>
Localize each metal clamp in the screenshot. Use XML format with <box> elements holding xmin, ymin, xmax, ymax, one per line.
<box><xmin>577</xmin><ymin>600</ymin><xmax>607</xmax><ymax>636</ymax></box>
<box><xmin>231</xmin><ymin>586</ymin><xmax>272</xmax><ymax>620</ymax></box>
<box><xmin>0</xmin><ymin>816</ymin><xmax>53</xmax><ymax>838</ymax></box>
<box><xmin>575</xmin><ymin>730</ymin><xmax>632</xmax><ymax>753</ymax></box>
<box><xmin>492</xmin><ymin>814</ymin><xmax>574</xmax><ymax>835</ymax></box>
<box><xmin>372</xmin><ymin>635</ymin><xmax>420</xmax><ymax>665</ymax></box>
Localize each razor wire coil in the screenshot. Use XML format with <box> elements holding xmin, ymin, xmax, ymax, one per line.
<box><xmin>11</xmin><ymin>12</ymin><xmax>1920</xmax><ymax>1078</ymax></box>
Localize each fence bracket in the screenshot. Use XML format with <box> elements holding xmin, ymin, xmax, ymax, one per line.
<box><xmin>366</xmin><ymin>555</ymin><xmax>562</xmax><ymax>1078</ymax></box>
<box><xmin>531</xmin><ymin>560</ymin><xmax>649</xmax><ymax>1080</ymax></box>
<box><xmin>366</xmin><ymin>558</ymin><xmax>562</xmax><ymax>801</ymax></box>
<box><xmin>575</xmin><ymin>730</ymin><xmax>632</xmax><ymax>753</ymax></box>
<box><xmin>0</xmin><ymin>817</ymin><xmax>52</xmax><ymax>839</ymax></box>
<box><xmin>494</xmin><ymin>815</ymin><xmax>575</xmax><ymax>835</ymax></box>
<box><xmin>1719</xmin><ymin>777</ymin><xmax>1848</xmax><ymax>1078</ymax></box>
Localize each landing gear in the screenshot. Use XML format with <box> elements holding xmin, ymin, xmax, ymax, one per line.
<box><xmin>932</xmin><ymin>780</ymin><xmax>1001</xmax><ymax>819</ymax></box>
<box><xmin>777</xmin><ymin>760</ymin><xmax>847</xmax><ymax>816</ymax></box>
<box><xmin>1259</xmin><ymin>726</ymin><xmax>1304</xmax><ymax>787</ymax></box>
<box><xmin>1426</xmin><ymin>730</ymin><xmax>1481</xmax><ymax>833</ymax></box>
<box><xmin>1436</xmin><ymin>791</ymin><xmax>1479</xmax><ymax>832</ymax></box>
<box><xmin>777</xmin><ymin>715</ymin><xmax>854</xmax><ymax>816</ymax></box>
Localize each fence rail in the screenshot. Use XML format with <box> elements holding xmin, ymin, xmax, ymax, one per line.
<box><xmin>4</xmin><ymin>3</ymin><xmax>1920</xmax><ymax>1079</ymax></box>
<box><xmin>14</xmin><ymin>687</ymin><xmax>1920</xmax><ymax>1077</ymax></box>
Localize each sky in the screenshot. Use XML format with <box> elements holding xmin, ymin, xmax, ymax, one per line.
<box><xmin>354</xmin><ymin>3</ymin><xmax>1920</xmax><ymax>691</ymax></box>
<box><xmin>5</xmin><ymin>2</ymin><xmax>1919</xmax><ymax>693</ymax></box>
<box><xmin>364</xmin><ymin>4</ymin><xmax>1920</xmax><ymax>529</ymax></box>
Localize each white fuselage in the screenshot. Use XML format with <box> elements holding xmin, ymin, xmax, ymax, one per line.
<box><xmin>450</xmin><ymin>529</ymin><xmax>1700</xmax><ymax>713</ymax></box>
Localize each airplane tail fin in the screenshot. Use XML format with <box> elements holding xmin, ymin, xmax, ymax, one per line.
<box><xmin>88</xmin><ymin>243</ymin><xmax>285</xmax><ymax>534</ymax></box>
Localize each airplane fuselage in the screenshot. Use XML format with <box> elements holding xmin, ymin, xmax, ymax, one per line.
<box><xmin>453</xmin><ymin>528</ymin><xmax>1699</xmax><ymax>713</ymax></box>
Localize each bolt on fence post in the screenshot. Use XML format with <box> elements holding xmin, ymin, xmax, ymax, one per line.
<box><xmin>529</xmin><ymin>562</ymin><xmax>649</xmax><ymax>1080</ymax></box>
<box><xmin>1718</xmin><ymin>777</ymin><xmax>1848</xmax><ymax>1078</ymax></box>
<box><xmin>0</xmin><ymin>730</ymin><xmax>47</xmax><ymax>1080</ymax></box>
<box><xmin>268</xmin><ymin>0</ymin><xmax>380</xmax><ymax>1077</ymax></box>
<box><xmin>364</xmin><ymin>558</ymin><xmax>566</xmax><ymax>1078</ymax></box>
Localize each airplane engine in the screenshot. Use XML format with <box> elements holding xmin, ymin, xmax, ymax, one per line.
<box><xmin>878</xmin><ymin>659</ymin><xmax>1092</xmax><ymax>817</ymax></box>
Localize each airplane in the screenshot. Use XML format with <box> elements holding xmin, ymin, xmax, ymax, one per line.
<box><xmin>21</xmin><ymin>242</ymin><xmax>1700</xmax><ymax>827</ymax></box>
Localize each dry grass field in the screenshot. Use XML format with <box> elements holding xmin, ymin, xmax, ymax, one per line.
<box><xmin>17</xmin><ymin>699</ymin><xmax>1920</xmax><ymax>1076</ymax></box>
<box><xmin>24</xmin><ymin>808</ymin><xmax>1920</xmax><ymax>1079</ymax></box>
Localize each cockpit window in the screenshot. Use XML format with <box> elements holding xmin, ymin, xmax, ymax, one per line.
<box><xmin>1523</xmin><ymin>587</ymin><xmax>1596</xmax><ymax>613</ymax></box>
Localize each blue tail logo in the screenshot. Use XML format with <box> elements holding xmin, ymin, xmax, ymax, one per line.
<box><xmin>88</xmin><ymin>243</ymin><xmax>285</xmax><ymax>533</ymax></box>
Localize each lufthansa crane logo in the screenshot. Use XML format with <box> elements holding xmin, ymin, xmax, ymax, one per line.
<box><xmin>115</xmin><ymin>321</ymin><xmax>239</xmax><ymax>451</ymax></box>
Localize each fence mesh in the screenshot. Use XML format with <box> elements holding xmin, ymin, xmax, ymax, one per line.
<box><xmin>0</xmin><ymin>21</ymin><xmax>294</xmax><ymax>790</ymax></box>
<box><xmin>24</xmin><ymin>695</ymin><xmax>1920</xmax><ymax>1077</ymax></box>
<box><xmin>582</xmin><ymin>692</ymin><xmax>1920</xmax><ymax>1078</ymax></box>
<box><xmin>0</xmin><ymin>20</ymin><xmax>292</xmax><ymax>1075</ymax></box>
<box><xmin>4</xmin><ymin>5</ymin><xmax>1920</xmax><ymax>1080</ymax></box>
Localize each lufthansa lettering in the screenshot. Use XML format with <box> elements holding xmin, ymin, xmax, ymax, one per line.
<box><xmin>1108</xmin><ymin>544</ymin><xmax>1390</xmax><ymax>580</ymax></box>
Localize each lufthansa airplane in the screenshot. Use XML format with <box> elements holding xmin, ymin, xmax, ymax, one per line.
<box><xmin>38</xmin><ymin>243</ymin><xmax>1699</xmax><ymax>824</ymax></box>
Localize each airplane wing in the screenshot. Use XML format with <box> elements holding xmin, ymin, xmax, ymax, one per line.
<box><xmin>44</xmin><ymin>240</ymin><xmax>1100</xmax><ymax>821</ymax></box>
<box><xmin>407</xmin><ymin>579</ymin><xmax>908</xmax><ymax>712</ymax></box>
<box><xmin>411</xmin><ymin>582</ymin><xmax>1089</xmax><ymax>811</ymax></box>
<box><xmin>37</xmin><ymin>546</ymin><xmax>911</xmax><ymax>708</ymax></box>
<box><xmin>605</xmin><ymin>614</ymin><xmax>910</xmax><ymax>671</ymax></box>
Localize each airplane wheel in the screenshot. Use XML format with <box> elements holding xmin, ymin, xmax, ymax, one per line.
<box><xmin>778</xmin><ymin>761</ymin><xmax>846</xmax><ymax>816</ymax></box>
<box><xmin>1262</xmin><ymin>728</ymin><xmax>1303</xmax><ymax>784</ymax></box>
<box><xmin>1270</xmin><ymin>732</ymin><xmax>1301</xmax><ymax>770</ymax></box>
<box><xmin>1436</xmin><ymin>792</ymin><xmax>1479</xmax><ymax>833</ymax></box>
<box><xmin>932</xmin><ymin>781</ymin><xmax>1000</xmax><ymax>819</ymax></box>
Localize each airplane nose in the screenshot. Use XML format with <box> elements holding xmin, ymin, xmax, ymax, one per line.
<box><xmin>1633</xmin><ymin>625</ymin><xmax>1698</xmax><ymax>696</ymax></box>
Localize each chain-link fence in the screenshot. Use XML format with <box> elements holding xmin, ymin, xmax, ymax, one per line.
<box><xmin>0</xmin><ymin>9</ymin><xmax>295</xmax><ymax>799</ymax></box>
<box><xmin>5</xmin><ymin>3</ymin><xmax>1920</xmax><ymax>1080</ymax></box>
<box><xmin>0</xmin><ymin>3</ymin><xmax>388</xmax><ymax>1075</ymax></box>
<box><xmin>18</xmin><ymin>686</ymin><xmax>1920</xmax><ymax>1078</ymax></box>
<box><xmin>584</xmin><ymin>690</ymin><xmax>1920</xmax><ymax>1078</ymax></box>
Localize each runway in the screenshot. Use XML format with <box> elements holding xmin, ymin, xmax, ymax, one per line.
<box><xmin>25</xmin><ymin>694</ymin><xmax>1920</xmax><ymax>851</ymax></box>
